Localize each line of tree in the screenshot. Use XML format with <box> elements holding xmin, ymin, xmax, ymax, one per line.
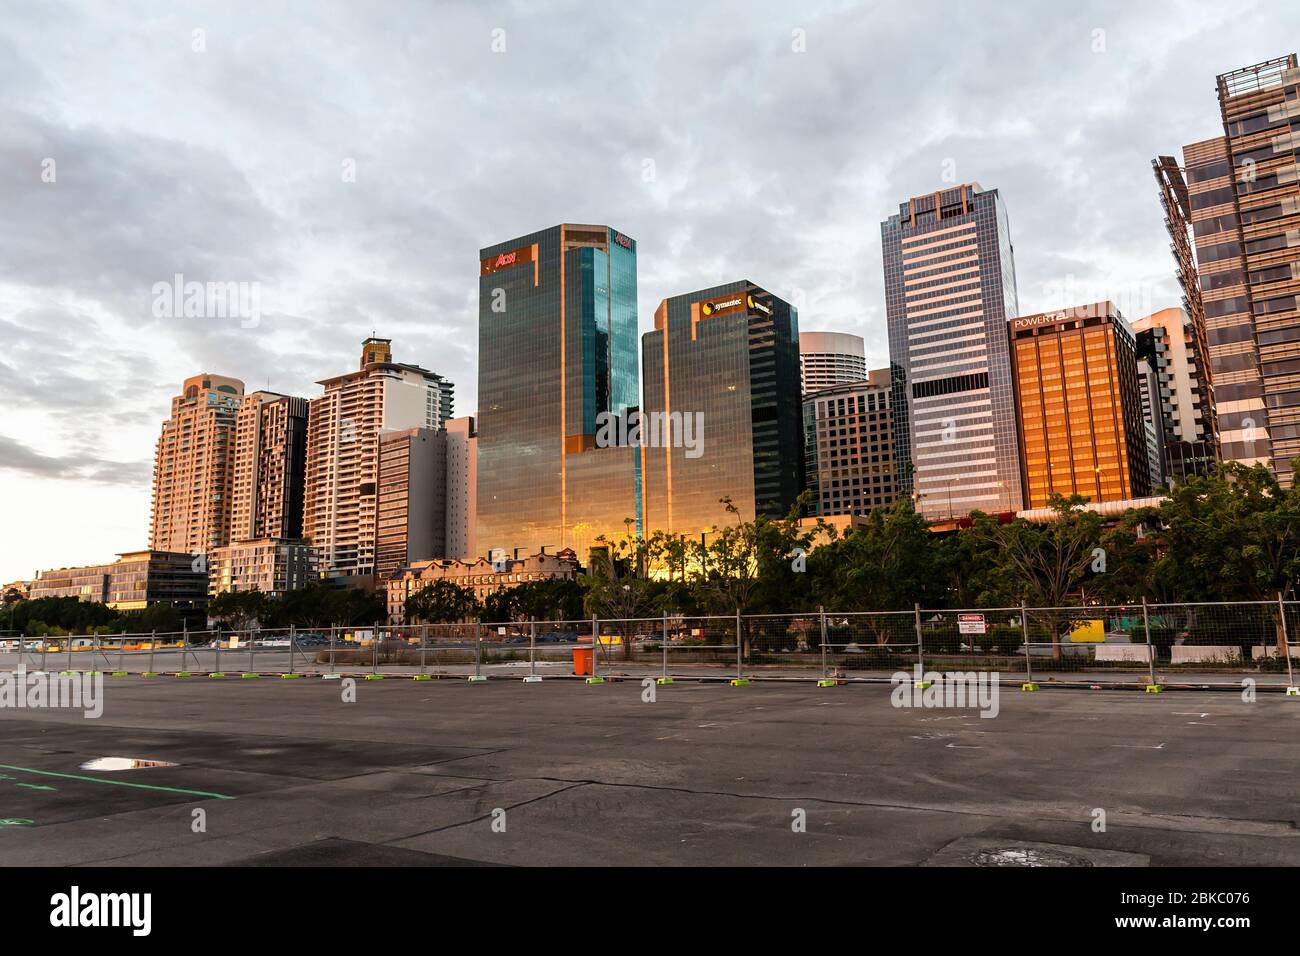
<box><xmin>7</xmin><ymin>461</ymin><xmax>1297</xmax><ymax>638</ymax></box>
<box><xmin>0</xmin><ymin>596</ymin><xmax>188</xmax><ymax>638</ymax></box>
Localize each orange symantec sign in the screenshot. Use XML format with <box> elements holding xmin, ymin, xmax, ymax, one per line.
<box><xmin>481</xmin><ymin>243</ymin><xmax>537</xmax><ymax>277</ymax></box>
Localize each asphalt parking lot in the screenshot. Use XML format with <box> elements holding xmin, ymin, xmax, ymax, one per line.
<box><xmin>1</xmin><ymin>676</ymin><xmax>1297</xmax><ymax>866</ymax></box>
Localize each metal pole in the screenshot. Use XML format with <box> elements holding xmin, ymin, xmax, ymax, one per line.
<box><xmin>248</xmin><ymin>628</ymin><xmax>255</xmax><ymax>673</ymax></box>
<box><xmin>40</xmin><ymin>633</ymin><xmax>48</xmax><ymax>673</ymax></box>
<box><xmin>591</xmin><ymin>615</ymin><xmax>599</xmax><ymax>680</ymax></box>
<box><xmin>1021</xmin><ymin>602</ymin><xmax>1034</xmax><ymax>685</ymax></box>
<box><xmin>529</xmin><ymin>618</ymin><xmax>536</xmax><ymax>678</ymax></box>
<box><xmin>661</xmin><ymin>611</ymin><xmax>668</xmax><ymax>681</ymax></box>
<box><xmin>181</xmin><ymin>619</ymin><xmax>188</xmax><ymax>671</ymax></box>
<box><xmin>372</xmin><ymin>622</ymin><xmax>379</xmax><ymax>675</ymax></box>
<box><xmin>1280</xmin><ymin>592</ymin><xmax>1294</xmax><ymax>688</ymax></box>
<box><xmin>475</xmin><ymin>620</ymin><xmax>482</xmax><ymax>680</ymax></box>
<box><xmin>118</xmin><ymin>635</ymin><xmax>125</xmax><ymax>673</ymax></box>
<box><xmin>215</xmin><ymin>629</ymin><xmax>221</xmax><ymax>675</ymax></box>
<box><xmin>735</xmin><ymin>608</ymin><xmax>743</xmax><ymax>680</ymax></box>
<box><xmin>147</xmin><ymin>630</ymin><xmax>156</xmax><ymax>674</ymax></box>
<box><xmin>329</xmin><ymin>624</ymin><xmax>337</xmax><ymax>675</ymax></box>
<box><xmin>289</xmin><ymin>624</ymin><xmax>296</xmax><ymax>675</ymax></box>
<box><xmin>420</xmin><ymin>624</ymin><xmax>428</xmax><ymax>677</ymax></box>
<box><xmin>1142</xmin><ymin>597</ymin><xmax>1156</xmax><ymax>686</ymax></box>
<box><xmin>913</xmin><ymin>604</ymin><xmax>924</xmax><ymax>676</ymax></box>
<box><xmin>819</xmin><ymin>605</ymin><xmax>828</xmax><ymax>680</ymax></box>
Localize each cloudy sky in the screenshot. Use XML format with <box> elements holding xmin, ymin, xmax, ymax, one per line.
<box><xmin>1</xmin><ymin>0</ymin><xmax>1294</xmax><ymax>583</ymax></box>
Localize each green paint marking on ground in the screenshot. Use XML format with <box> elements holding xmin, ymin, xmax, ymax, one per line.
<box><xmin>0</xmin><ymin>764</ymin><xmax>235</xmax><ymax>800</ymax></box>
<box><xmin>16</xmin><ymin>783</ymin><xmax>56</xmax><ymax>791</ymax></box>
<box><xmin>0</xmin><ymin>818</ymin><xmax>33</xmax><ymax>826</ymax></box>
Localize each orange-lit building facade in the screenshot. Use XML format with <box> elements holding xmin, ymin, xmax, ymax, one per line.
<box><xmin>1009</xmin><ymin>302</ymin><xmax>1152</xmax><ymax>508</ymax></box>
<box><xmin>230</xmin><ymin>391</ymin><xmax>309</xmax><ymax>542</ymax></box>
<box><xmin>149</xmin><ymin>373</ymin><xmax>244</xmax><ymax>556</ymax></box>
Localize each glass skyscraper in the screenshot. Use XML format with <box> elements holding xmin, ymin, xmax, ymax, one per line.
<box><xmin>882</xmin><ymin>183</ymin><xmax>1024</xmax><ymax>519</ymax></box>
<box><xmin>477</xmin><ymin>223</ymin><xmax>640</xmax><ymax>562</ymax></box>
<box><xmin>641</xmin><ymin>281</ymin><xmax>804</xmax><ymax>535</ymax></box>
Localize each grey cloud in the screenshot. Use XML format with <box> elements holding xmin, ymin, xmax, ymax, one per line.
<box><xmin>0</xmin><ymin>433</ymin><xmax>150</xmax><ymax>486</ymax></box>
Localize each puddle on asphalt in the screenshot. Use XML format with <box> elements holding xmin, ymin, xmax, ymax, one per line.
<box><xmin>79</xmin><ymin>757</ymin><xmax>178</xmax><ymax>771</ymax></box>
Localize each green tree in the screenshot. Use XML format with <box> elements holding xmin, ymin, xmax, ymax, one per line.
<box><xmin>684</xmin><ymin>494</ymin><xmax>824</xmax><ymax>653</ymax></box>
<box><xmin>482</xmin><ymin>578</ymin><xmax>584</xmax><ymax>622</ymax></box>
<box><xmin>977</xmin><ymin>494</ymin><xmax>1104</xmax><ymax>658</ymax></box>
<box><xmin>404</xmin><ymin>580</ymin><xmax>480</xmax><ymax>624</ymax></box>
<box><xmin>809</xmin><ymin>498</ymin><xmax>944</xmax><ymax>644</ymax></box>
<box><xmin>208</xmin><ymin>590</ymin><xmax>270</xmax><ymax>631</ymax></box>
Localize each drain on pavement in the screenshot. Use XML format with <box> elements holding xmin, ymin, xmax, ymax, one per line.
<box><xmin>972</xmin><ymin>846</ymin><xmax>1092</xmax><ymax>867</ymax></box>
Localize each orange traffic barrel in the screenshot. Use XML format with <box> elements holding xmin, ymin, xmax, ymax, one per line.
<box><xmin>573</xmin><ymin>646</ymin><xmax>593</xmax><ymax>676</ymax></box>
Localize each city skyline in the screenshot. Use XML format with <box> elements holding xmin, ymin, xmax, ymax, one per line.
<box><xmin>4</xmin><ymin>2</ymin><xmax>1299</xmax><ymax>581</ymax></box>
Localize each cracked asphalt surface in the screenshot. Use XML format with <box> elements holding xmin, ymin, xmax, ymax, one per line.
<box><xmin>1</xmin><ymin>677</ymin><xmax>1297</xmax><ymax>866</ymax></box>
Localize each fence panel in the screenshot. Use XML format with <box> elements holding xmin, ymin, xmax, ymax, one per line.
<box><xmin>7</xmin><ymin>601</ymin><xmax>1299</xmax><ymax>683</ymax></box>
<box><xmin>824</xmin><ymin>611</ymin><xmax>918</xmax><ymax>680</ymax></box>
<box><xmin>916</xmin><ymin>607</ymin><xmax>1024</xmax><ymax>678</ymax></box>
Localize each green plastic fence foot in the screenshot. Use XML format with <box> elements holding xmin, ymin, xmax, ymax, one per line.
<box><xmin>110</xmin><ymin>671</ymin><xmax>128</xmax><ymax>677</ymax></box>
<box><xmin>173</xmin><ymin>672</ymin><xmax>191</xmax><ymax>677</ymax></box>
<box><xmin>241</xmin><ymin>673</ymin><xmax>260</xmax><ymax>679</ymax></box>
<box><xmin>467</xmin><ymin>675</ymin><xmax>488</xmax><ymax>683</ymax></box>
<box><xmin>411</xmin><ymin>674</ymin><xmax>431</xmax><ymax>681</ymax></box>
<box><xmin>85</xmin><ymin>671</ymin><xmax>100</xmax><ymax>677</ymax></box>
<box><xmin>730</xmin><ymin>678</ymin><xmax>751</xmax><ymax>687</ymax></box>
<box><xmin>1145</xmin><ymin>684</ymin><xmax>1163</xmax><ymax>694</ymax></box>
<box><xmin>141</xmin><ymin>671</ymin><xmax>159</xmax><ymax>677</ymax></box>
<box><xmin>656</xmin><ymin>677</ymin><xmax>674</xmax><ymax>685</ymax></box>
<box><xmin>60</xmin><ymin>670</ymin><xmax>76</xmax><ymax>676</ymax></box>
<box><xmin>584</xmin><ymin>676</ymin><xmax>605</xmax><ymax>684</ymax></box>
<box><xmin>817</xmin><ymin>679</ymin><xmax>836</xmax><ymax>687</ymax></box>
<box><xmin>209</xmin><ymin>673</ymin><xmax>225</xmax><ymax>678</ymax></box>
<box><xmin>1286</xmin><ymin>687</ymin><xmax>1299</xmax><ymax>697</ymax></box>
<box><xmin>1021</xmin><ymin>682</ymin><xmax>1040</xmax><ymax>691</ymax></box>
<box><xmin>913</xmin><ymin>680</ymin><xmax>932</xmax><ymax>690</ymax></box>
<box><xmin>522</xmin><ymin>675</ymin><xmax>543</xmax><ymax>683</ymax></box>
<box><xmin>321</xmin><ymin>674</ymin><xmax>341</xmax><ymax>680</ymax></box>
<box><xmin>364</xmin><ymin>674</ymin><xmax>384</xmax><ymax>680</ymax></box>
<box><xmin>279</xmin><ymin>674</ymin><xmax>302</xmax><ymax>679</ymax></box>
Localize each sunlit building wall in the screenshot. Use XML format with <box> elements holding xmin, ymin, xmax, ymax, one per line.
<box><xmin>641</xmin><ymin>281</ymin><xmax>804</xmax><ymax>535</ymax></box>
<box><xmin>1009</xmin><ymin>302</ymin><xmax>1152</xmax><ymax>508</ymax></box>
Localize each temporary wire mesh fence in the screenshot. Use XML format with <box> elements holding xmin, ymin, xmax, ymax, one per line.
<box><xmin>2</xmin><ymin>600</ymin><xmax>1297</xmax><ymax>686</ymax></box>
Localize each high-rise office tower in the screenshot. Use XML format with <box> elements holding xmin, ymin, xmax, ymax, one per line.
<box><xmin>882</xmin><ymin>183</ymin><xmax>1024</xmax><ymax>519</ymax></box>
<box><xmin>802</xmin><ymin>369</ymin><xmax>898</xmax><ymax>517</ymax></box>
<box><xmin>1131</xmin><ymin>307</ymin><xmax>1217</xmax><ymax>480</ymax></box>
<box><xmin>303</xmin><ymin>338</ymin><xmax>454</xmax><ymax>583</ymax></box>
<box><xmin>477</xmin><ymin>224</ymin><xmax>640</xmax><ymax>561</ymax></box>
<box><xmin>445</xmin><ymin>416</ymin><xmax>478</xmax><ymax>561</ymax></box>
<box><xmin>799</xmin><ymin>331</ymin><xmax>867</xmax><ymax>393</ymax></box>
<box><xmin>375</xmin><ymin>428</ymin><xmax>447</xmax><ymax>582</ymax></box>
<box><xmin>641</xmin><ymin>281</ymin><xmax>804</xmax><ymax>533</ymax></box>
<box><xmin>1172</xmin><ymin>54</ymin><xmax>1300</xmax><ymax>484</ymax></box>
<box><xmin>230</xmin><ymin>391</ymin><xmax>309</xmax><ymax>542</ymax></box>
<box><xmin>149</xmin><ymin>373</ymin><xmax>244</xmax><ymax>555</ymax></box>
<box><xmin>1009</xmin><ymin>302</ymin><xmax>1152</xmax><ymax>508</ymax></box>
